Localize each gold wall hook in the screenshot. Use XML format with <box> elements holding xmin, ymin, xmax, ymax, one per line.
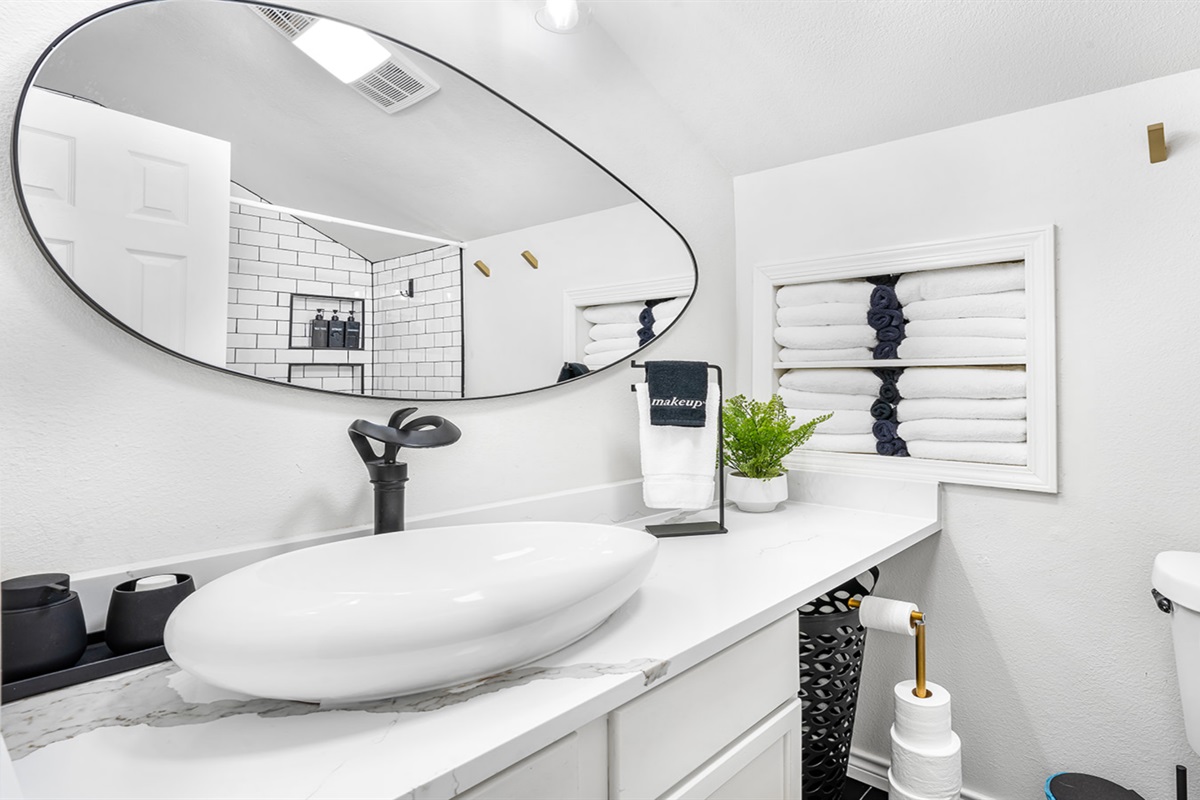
<box><xmin>1148</xmin><ymin>123</ymin><xmax>1167</xmax><ymax>163</ymax></box>
<box><xmin>474</xmin><ymin>260</ymin><xmax>491</xmax><ymax>277</ymax></box>
<box><xmin>521</xmin><ymin>250</ymin><xmax>539</xmax><ymax>269</ymax></box>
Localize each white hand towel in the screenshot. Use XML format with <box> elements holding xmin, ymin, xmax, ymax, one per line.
<box><xmin>774</xmin><ymin>325</ymin><xmax>877</xmax><ymax>350</ymax></box>
<box><xmin>895</xmin><ymin>261</ymin><xmax>1024</xmax><ymax>305</ymax></box>
<box><xmin>585</xmin><ymin>337</ymin><xmax>641</xmax><ymax>355</ymax></box>
<box><xmin>779</xmin><ymin>368</ymin><xmax>882</xmax><ymax>395</ymax></box>
<box><xmin>589</xmin><ymin>322</ymin><xmax>641</xmax><ymax>341</ymax></box>
<box><xmin>776</xmin><ymin>303</ymin><xmax>869</xmax><ymax>327</ymax></box>
<box><xmin>637</xmin><ymin>382</ymin><xmax>720</xmax><ymax>509</ymax></box>
<box><xmin>778</xmin><ymin>348</ymin><xmax>873</xmax><ymax>362</ymax></box>
<box><xmin>779</xmin><ymin>388</ymin><xmax>878</xmax><ymax>411</ymax></box>
<box><xmin>802</xmin><ymin>433</ymin><xmax>879</xmax><ymax>454</ymax></box>
<box><xmin>582</xmin><ymin>301</ymin><xmax>645</xmax><ymax>324</ymax></box>
<box><xmin>776</xmin><ymin>280</ymin><xmax>872</xmax><ymax>307</ymax></box>
<box><xmin>785</xmin><ymin>408</ymin><xmax>873</xmax><ymax>435</ymax></box>
<box><xmin>583</xmin><ymin>351</ymin><xmax>626</xmax><ymax>369</ymax></box>
<box><xmin>650</xmin><ymin>297</ymin><xmax>686</xmax><ymax>319</ymax></box>
<box><xmin>898</xmin><ymin>418</ymin><xmax>1027</xmax><ymax>443</ymax></box>
<box><xmin>896</xmin><ymin>337</ymin><xmax>1027</xmax><ymax>359</ymax></box>
<box><xmin>906</xmin><ymin>440</ymin><xmax>1027</xmax><ymax>466</ymax></box>
<box><xmin>896</xmin><ymin>397</ymin><xmax>1027</xmax><ymax>422</ymax></box>
<box><xmin>902</xmin><ymin>291</ymin><xmax>1026</xmax><ymax>321</ymax></box>
<box><xmin>896</xmin><ymin>367</ymin><xmax>1026</xmax><ymax>400</ymax></box>
<box><xmin>652</xmin><ymin>313</ymin><xmax>680</xmax><ymax>332</ymax></box>
<box><xmin>904</xmin><ymin>318</ymin><xmax>1027</xmax><ymax>339</ymax></box>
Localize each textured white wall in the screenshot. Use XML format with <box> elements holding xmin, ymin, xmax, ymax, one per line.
<box><xmin>735</xmin><ymin>70</ymin><xmax>1200</xmax><ymax>799</ymax></box>
<box><xmin>0</xmin><ymin>0</ymin><xmax>732</xmax><ymax>575</ymax></box>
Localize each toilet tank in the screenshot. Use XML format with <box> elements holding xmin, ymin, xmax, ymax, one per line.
<box><xmin>1154</xmin><ymin>551</ymin><xmax>1200</xmax><ymax>756</ymax></box>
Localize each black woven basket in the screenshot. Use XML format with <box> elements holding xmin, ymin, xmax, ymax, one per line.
<box><xmin>796</xmin><ymin>567</ymin><xmax>879</xmax><ymax>800</ymax></box>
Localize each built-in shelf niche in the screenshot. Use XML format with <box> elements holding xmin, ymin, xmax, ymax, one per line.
<box><xmin>751</xmin><ymin>226</ymin><xmax>1056</xmax><ymax>493</ymax></box>
<box><xmin>288</xmin><ymin>292</ymin><xmax>365</xmax><ymax>351</ymax></box>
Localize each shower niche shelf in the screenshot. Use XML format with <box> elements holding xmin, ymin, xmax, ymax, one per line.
<box><xmin>288</xmin><ymin>292</ymin><xmax>366</xmax><ymax>351</ymax></box>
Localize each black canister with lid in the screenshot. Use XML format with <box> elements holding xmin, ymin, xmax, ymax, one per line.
<box><xmin>1</xmin><ymin>573</ymin><xmax>88</xmax><ymax>682</ymax></box>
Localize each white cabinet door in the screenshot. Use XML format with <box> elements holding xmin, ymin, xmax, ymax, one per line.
<box><xmin>457</xmin><ymin>717</ymin><xmax>607</xmax><ymax>800</ymax></box>
<box><xmin>660</xmin><ymin>698</ymin><xmax>802</xmax><ymax>800</ymax></box>
<box><xmin>18</xmin><ymin>87</ymin><xmax>231</xmax><ymax>365</ymax></box>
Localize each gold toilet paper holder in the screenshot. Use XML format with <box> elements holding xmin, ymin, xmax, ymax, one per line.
<box><xmin>848</xmin><ymin>597</ymin><xmax>929</xmax><ymax>699</ymax></box>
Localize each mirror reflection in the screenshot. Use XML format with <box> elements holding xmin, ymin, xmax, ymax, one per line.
<box><xmin>16</xmin><ymin>0</ymin><xmax>695</xmax><ymax>399</ymax></box>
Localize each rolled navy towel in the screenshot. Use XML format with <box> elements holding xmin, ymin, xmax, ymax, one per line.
<box><xmin>873</xmin><ymin>367</ymin><xmax>904</xmax><ymax>384</ymax></box>
<box><xmin>872</xmin><ymin>419</ymin><xmax>899</xmax><ymax>442</ymax></box>
<box><xmin>867</xmin><ymin>308</ymin><xmax>904</xmax><ymax>331</ymax></box>
<box><xmin>870</xmin><ymin>398</ymin><xmax>897</xmax><ymax>421</ymax></box>
<box><xmin>870</xmin><ymin>285</ymin><xmax>900</xmax><ymax>310</ymax></box>
<box><xmin>876</xmin><ymin>439</ymin><xmax>910</xmax><ymax>457</ymax></box>
<box><xmin>867</xmin><ymin>274</ymin><xmax>899</xmax><ymax>286</ymax></box>
<box><xmin>879</xmin><ymin>382</ymin><xmax>902</xmax><ymax>404</ymax></box>
<box><xmin>876</xmin><ymin>323</ymin><xmax>906</xmax><ymax>343</ymax></box>
<box><xmin>638</xmin><ymin>327</ymin><xmax>655</xmax><ymax>346</ymax></box>
<box><xmin>873</xmin><ymin>341</ymin><xmax>900</xmax><ymax>359</ymax></box>
<box><xmin>638</xmin><ymin>305</ymin><xmax>655</xmax><ymax>329</ymax></box>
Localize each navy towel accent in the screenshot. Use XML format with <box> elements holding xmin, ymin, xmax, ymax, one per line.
<box><xmin>873</xmin><ymin>341</ymin><xmax>900</xmax><ymax>359</ymax></box>
<box><xmin>867</xmin><ymin>308</ymin><xmax>904</xmax><ymax>331</ymax></box>
<box><xmin>870</xmin><ymin>398</ymin><xmax>897</xmax><ymax>421</ymax></box>
<box><xmin>872</xmin><ymin>419</ymin><xmax>899</xmax><ymax>441</ymax></box>
<box><xmin>557</xmin><ymin>362</ymin><xmax>590</xmax><ymax>383</ymax></box>
<box><xmin>867</xmin><ymin>274</ymin><xmax>899</xmax><ymax>286</ymax></box>
<box><xmin>645</xmin><ymin>297</ymin><xmax>675</xmax><ymax>308</ymax></box>
<box><xmin>876</xmin><ymin>439</ymin><xmax>910</xmax><ymax>457</ymax></box>
<box><xmin>873</xmin><ymin>368</ymin><xmax>904</xmax><ymax>384</ymax></box>
<box><xmin>870</xmin><ymin>285</ymin><xmax>900</xmax><ymax>310</ymax></box>
<box><xmin>876</xmin><ymin>323</ymin><xmax>906</xmax><ymax>343</ymax></box>
<box><xmin>646</xmin><ymin>360</ymin><xmax>709</xmax><ymax>427</ymax></box>
<box><xmin>879</xmin><ymin>382</ymin><xmax>902</xmax><ymax>404</ymax></box>
<box><xmin>638</xmin><ymin>305</ymin><xmax>655</xmax><ymax>328</ymax></box>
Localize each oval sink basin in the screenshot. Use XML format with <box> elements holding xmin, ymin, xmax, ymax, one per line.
<box><xmin>164</xmin><ymin>521</ymin><xmax>657</xmax><ymax>703</ymax></box>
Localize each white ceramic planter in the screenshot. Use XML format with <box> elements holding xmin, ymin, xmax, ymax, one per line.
<box><xmin>726</xmin><ymin>473</ymin><xmax>788</xmax><ymax>513</ymax></box>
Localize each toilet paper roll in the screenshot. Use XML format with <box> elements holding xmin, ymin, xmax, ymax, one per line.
<box><xmin>891</xmin><ymin>726</ymin><xmax>962</xmax><ymax>798</ymax></box>
<box><xmin>858</xmin><ymin>596</ymin><xmax>919</xmax><ymax>636</ymax></box>
<box><xmin>888</xmin><ymin>767</ymin><xmax>961</xmax><ymax>800</ymax></box>
<box><xmin>893</xmin><ymin>680</ymin><xmax>953</xmax><ymax>750</ymax></box>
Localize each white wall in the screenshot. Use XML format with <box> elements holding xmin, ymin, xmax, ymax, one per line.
<box><xmin>462</xmin><ymin>202</ymin><xmax>693</xmax><ymax>397</ymax></box>
<box><xmin>735</xmin><ymin>69</ymin><xmax>1200</xmax><ymax>798</ymax></box>
<box><xmin>0</xmin><ymin>1</ymin><xmax>732</xmax><ymax>574</ymax></box>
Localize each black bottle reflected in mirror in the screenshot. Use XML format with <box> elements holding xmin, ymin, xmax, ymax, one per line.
<box><xmin>311</xmin><ymin>309</ymin><xmax>329</xmax><ymax>348</ymax></box>
<box><xmin>329</xmin><ymin>311</ymin><xmax>345</xmax><ymax>348</ymax></box>
<box><xmin>346</xmin><ymin>310</ymin><xmax>361</xmax><ymax>349</ymax></box>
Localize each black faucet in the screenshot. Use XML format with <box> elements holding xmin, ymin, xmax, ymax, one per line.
<box><xmin>348</xmin><ymin>408</ymin><xmax>462</xmax><ymax>534</ymax></box>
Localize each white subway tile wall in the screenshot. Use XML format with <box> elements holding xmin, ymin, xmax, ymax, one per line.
<box><xmin>288</xmin><ymin>363</ymin><xmax>364</xmax><ymax>393</ymax></box>
<box><xmin>372</xmin><ymin>246</ymin><xmax>464</xmax><ymax>400</ymax></box>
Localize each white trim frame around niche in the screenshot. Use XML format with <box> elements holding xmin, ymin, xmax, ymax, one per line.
<box><xmin>562</xmin><ymin>275</ymin><xmax>696</xmax><ymax>362</ymax></box>
<box><xmin>751</xmin><ymin>225</ymin><xmax>1057</xmax><ymax>493</ymax></box>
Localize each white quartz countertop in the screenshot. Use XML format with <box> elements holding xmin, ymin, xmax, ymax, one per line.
<box><xmin>4</xmin><ymin>497</ymin><xmax>939</xmax><ymax>800</ymax></box>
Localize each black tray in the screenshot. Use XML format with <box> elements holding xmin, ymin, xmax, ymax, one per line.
<box><xmin>2</xmin><ymin>632</ymin><xmax>168</xmax><ymax>704</ymax></box>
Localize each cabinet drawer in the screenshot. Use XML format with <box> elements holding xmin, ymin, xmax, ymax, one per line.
<box><xmin>609</xmin><ymin>613</ymin><xmax>800</xmax><ymax>800</ymax></box>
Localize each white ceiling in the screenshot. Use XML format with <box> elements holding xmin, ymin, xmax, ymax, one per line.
<box><xmin>588</xmin><ymin>0</ymin><xmax>1200</xmax><ymax>176</ymax></box>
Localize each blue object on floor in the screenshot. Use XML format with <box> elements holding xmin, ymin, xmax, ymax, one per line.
<box><xmin>1045</xmin><ymin>772</ymin><xmax>1145</xmax><ymax>799</ymax></box>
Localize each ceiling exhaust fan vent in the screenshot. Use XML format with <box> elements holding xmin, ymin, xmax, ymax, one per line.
<box><xmin>252</xmin><ymin>6</ymin><xmax>314</xmax><ymax>40</ymax></box>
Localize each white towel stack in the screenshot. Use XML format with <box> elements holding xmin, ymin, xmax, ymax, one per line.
<box><xmin>895</xmin><ymin>263</ymin><xmax>1027</xmax><ymax>360</ymax></box>
<box><xmin>779</xmin><ymin>369</ymin><xmax>882</xmax><ymax>453</ymax></box>
<box><xmin>774</xmin><ymin>280</ymin><xmax>872</xmax><ymax>362</ymax></box>
<box><xmin>895</xmin><ymin>367</ymin><xmax>1028</xmax><ymax>465</ymax></box>
<box><xmin>582</xmin><ymin>303</ymin><xmax>645</xmax><ymax>369</ymax></box>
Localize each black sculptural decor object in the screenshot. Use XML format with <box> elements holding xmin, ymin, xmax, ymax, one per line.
<box><xmin>348</xmin><ymin>408</ymin><xmax>462</xmax><ymax>534</ymax></box>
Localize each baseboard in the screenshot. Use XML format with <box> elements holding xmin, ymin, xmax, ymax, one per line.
<box><xmin>848</xmin><ymin>748</ymin><xmax>1002</xmax><ymax>800</ymax></box>
<box><xmin>70</xmin><ymin>479</ymin><xmax>649</xmax><ymax>632</ymax></box>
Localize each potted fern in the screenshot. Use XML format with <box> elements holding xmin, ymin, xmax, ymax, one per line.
<box><xmin>722</xmin><ymin>395</ymin><xmax>830</xmax><ymax>512</ymax></box>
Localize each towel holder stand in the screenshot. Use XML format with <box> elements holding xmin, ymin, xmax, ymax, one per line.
<box><xmin>630</xmin><ymin>360</ymin><xmax>727</xmax><ymax>537</ymax></box>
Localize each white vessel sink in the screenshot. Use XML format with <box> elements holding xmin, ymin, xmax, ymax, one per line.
<box><xmin>164</xmin><ymin>521</ymin><xmax>658</xmax><ymax>703</ymax></box>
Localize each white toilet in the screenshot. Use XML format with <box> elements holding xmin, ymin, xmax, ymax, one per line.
<box><xmin>1153</xmin><ymin>551</ymin><xmax>1200</xmax><ymax>756</ymax></box>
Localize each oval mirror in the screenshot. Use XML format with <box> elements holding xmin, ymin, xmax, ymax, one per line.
<box><xmin>14</xmin><ymin>0</ymin><xmax>696</xmax><ymax>400</ymax></box>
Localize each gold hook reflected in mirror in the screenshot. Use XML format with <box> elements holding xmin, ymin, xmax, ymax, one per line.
<box><xmin>521</xmin><ymin>250</ymin><xmax>539</xmax><ymax>269</ymax></box>
<box><xmin>1148</xmin><ymin>123</ymin><xmax>1167</xmax><ymax>163</ymax></box>
<box><xmin>474</xmin><ymin>260</ymin><xmax>491</xmax><ymax>277</ymax></box>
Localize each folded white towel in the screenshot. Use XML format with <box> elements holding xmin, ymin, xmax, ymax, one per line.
<box><xmin>585</xmin><ymin>337</ymin><xmax>641</xmax><ymax>355</ymax></box>
<box><xmin>904</xmin><ymin>318</ymin><xmax>1026</xmax><ymax>339</ymax></box>
<box><xmin>895</xmin><ymin>261</ymin><xmax>1024</xmax><ymax>305</ymax></box>
<box><xmin>898</xmin><ymin>418</ymin><xmax>1027</xmax><ymax>443</ymax></box>
<box><xmin>897</xmin><ymin>337</ymin><xmax>1027</xmax><ymax>359</ymax></box>
<box><xmin>774</xmin><ymin>325</ymin><xmax>877</xmax><ymax>350</ymax></box>
<box><xmin>779</xmin><ymin>368</ymin><xmax>882</xmax><ymax>395</ymax></box>
<box><xmin>896</xmin><ymin>397</ymin><xmax>1027</xmax><ymax>422</ymax></box>
<box><xmin>589</xmin><ymin>322</ymin><xmax>641</xmax><ymax>341</ymax></box>
<box><xmin>776</xmin><ymin>280</ymin><xmax>872</xmax><ymax>307</ymax></box>
<box><xmin>906</xmin><ymin>440</ymin><xmax>1028</xmax><ymax>466</ymax></box>
<box><xmin>582</xmin><ymin>301</ymin><xmax>645</xmax><ymax>324</ymax></box>
<box><xmin>650</xmin><ymin>297</ymin><xmax>686</xmax><ymax>319</ymax></box>
<box><xmin>786</xmin><ymin>408</ymin><xmax>873</xmax><ymax>435</ymax></box>
<box><xmin>779</xmin><ymin>388</ymin><xmax>878</xmax><ymax>411</ymax></box>
<box><xmin>652</xmin><ymin>313</ymin><xmax>680</xmax><ymax>332</ymax></box>
<box><xmin>778</xmin><ymin>348</ymin><xmax>873</xmax><ymax>362</ymax></box>
<box><xmin>776</xmin><ymin>303</ymin><xmax>868</xmax><ymax>327</ymax></box>
<box><xmin>637</xmin><ymin>382</ymin><xmax>720</xmax><ymax>509</ymax></box>
<box><xmin>901</xmin><ymin>291</ymin><xmax>1026</xmax><ymax>321</ymax></box>
<box><xmin>583</xmin><ymin>351</ymin><xmax>626</xmax><ymax>369</ymax></box>
<box><xmin>896</xmin><ymin>367</ymin><xmax>1026</xmax><ymax>400</ymax></box>
<box><xmin>802</xmin><ymin>433</ymin><xmax>879</xmax><ymax>454</ymax></box>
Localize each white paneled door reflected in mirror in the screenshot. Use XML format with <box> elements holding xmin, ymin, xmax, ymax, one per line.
<box><xmin>14</xmin><ymin>0</ymin><xmax>696</xmax><ymax>401</ymax></box>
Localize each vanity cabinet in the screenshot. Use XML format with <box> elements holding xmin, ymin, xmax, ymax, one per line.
<box><xmin>458</xmin><ymin>613</ymin><xmax>801</xmax><ymax>800</ymax></box>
